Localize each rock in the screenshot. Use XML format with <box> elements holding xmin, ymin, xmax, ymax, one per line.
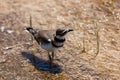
<box><xmin>3</xmin><ymin>46</ymin><xmax>12</xmax><ymax>50</ymax></box>
<box><xmin>0</xmin><ymin>26</ymin><xmax>5</xmax><ymax>32</ymax></box>
<box><xmin>6</xmin><ymin>29</ymin><xmax>14</xmax><ymax>34</ymax></box>
<box><xmin>0</xmin><ymin>56</ymin><xmax>6</xmax><ymax>63</ymax></box>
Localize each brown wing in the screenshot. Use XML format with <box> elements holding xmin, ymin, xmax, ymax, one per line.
<box><xmin>34</xmin><ymin>30</ymin><xmax>56</xmax><ymax>43</ymax></box>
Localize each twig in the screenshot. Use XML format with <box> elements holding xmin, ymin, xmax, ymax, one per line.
<box><xmin>29</xmin><ymin>15</ymin><xmax>34</xmax><ymax>43</ymax></box>
<box><xmin>95</xmin><ymin>29</ymin><xmax>100</xmax><ymax>57</ymax></box>
<box><xmin>81</xmin><ymin>27</ymin><xmax>86</xmax><ymax>53</ymax></box>
<box><xmin>29</xmin><ymin>15</ymin><xmax>36</xmax><ymax>66</ymax></box>
<box><xmin>3</xmin><ymin>42</ymin><xmax>26</xmax><ymax>50</ymax></box>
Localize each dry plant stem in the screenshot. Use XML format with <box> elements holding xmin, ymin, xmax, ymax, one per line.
<box><xmin>82</xmin><ymin>28</ymin><xmax>86</xmax><ymax>53</ymax></box>
<box><xmin>82</xmin><ymin>39</ymin><xmax>86</xmax><ymax>53</ymax></box>
<box><xmin>89</xmin><ymin>29</ymin><xmax>100</xmax><ymax>60</ymax></box>
<box><xmin>29</xmin><ymin>15</ymin><xmax>34</xmax><ymax>44</ymax></box>
<box><xmin>95</xmin><ymin>29</ymin><xmax>100</xmax><ymax>58</ymax></box>
<box><xmin>3</xmin><ymin>42</ymin><xmax>25</xmax><ymax>50</ymax></box>
<box><xmin>92</xmin><ymin>11</ymin><xmax>100</xmax><ymax>58</ymax></box>
<box><xmin>29</xmin><ymin>15</ymin><xmax>37</xmax><ymax>65</ymax></box>
<box><xmin>30</xmin><ymin>15</ymin><xmax>32</xmax><ymax>28</ymax></box>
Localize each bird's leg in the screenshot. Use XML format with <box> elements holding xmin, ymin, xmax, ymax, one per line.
<box><xmin>48</xmin><ymin>51</ymin><xmax>55</xmax><ymax>68</ymax></box>
<box><xmin>51</xmin><ymin>51</ymin><xmax>54</xmax><ymax>65</ymax></box>
<box><xmin>48</xmin><ymin>52</ymin><xmax>52</xmax><ymax>68</ymax></box>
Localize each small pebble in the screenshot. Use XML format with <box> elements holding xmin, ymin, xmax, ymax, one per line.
<box><xmin>6</xmin><ymin>29</ymin><xmax>14</xmax><ymax>34</ymax></box>
<box><xmin>3</xmin><ymin>46</ymin><xmax>12</xmax><ymax>50</ymax></box>
<box><xmin>0</xmin><ymin>26</ymin><xmax>5</xmax><ymax>32</ymax></box>
<box><xmin>0</xmin><ymin>57</ymin><xmax>6</xmax><ymax>63</ymax></box>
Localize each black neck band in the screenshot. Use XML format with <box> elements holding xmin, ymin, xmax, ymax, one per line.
<box><xmin>52</xmin><ymin>42</ymin><xmax>63</xmax><ymax>48</ymax></box>
<box><xmin>54</xmin><ymin>36</ymin><xmax>65</xmax><ymax>42</ymax></box>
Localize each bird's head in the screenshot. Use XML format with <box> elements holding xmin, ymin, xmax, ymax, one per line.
<box><xmin>56</xmin><ymin>28</ymin><xmax>73</xmax><ymax>36</ymax></box>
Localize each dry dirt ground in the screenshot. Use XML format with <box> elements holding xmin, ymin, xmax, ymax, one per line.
<box><xmin>0</xmin><ymin>0</ymin><xmax>120</xmax><ymax>80</ymax></box>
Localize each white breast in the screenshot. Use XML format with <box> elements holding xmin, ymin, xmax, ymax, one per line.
<box><xmin>41</xmin><ymin>42</ymin><xmax>57</xmax><ymax>52</ymax></box>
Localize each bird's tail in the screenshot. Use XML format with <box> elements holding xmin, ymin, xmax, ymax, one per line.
<box><xmin>26</xmin><ymin>27</ymin><xmax>36</xmax><ymax>35</ymax></box>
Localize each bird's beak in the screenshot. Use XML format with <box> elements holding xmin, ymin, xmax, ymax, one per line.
<box><xmin>62</xmin><ymin>29</ymin><xmax>73</xmax><ymax>34</ymax></box>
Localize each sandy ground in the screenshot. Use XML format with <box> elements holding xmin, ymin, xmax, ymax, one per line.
<box><xmin>0</xmin><ymin>0</ymin><xmax>120</xmax><ymax>80</ymax></box>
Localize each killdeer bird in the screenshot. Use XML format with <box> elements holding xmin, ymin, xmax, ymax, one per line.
<box><xmin>26</xmin><ymin>27</ymin><xmax>73</xmax><ymax>68</ymax></box>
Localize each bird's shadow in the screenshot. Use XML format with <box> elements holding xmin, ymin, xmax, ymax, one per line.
<box><xmin>21</xmin><ymin>52</ymin><xmax>62</xmax><ymax>74</ymax></box>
